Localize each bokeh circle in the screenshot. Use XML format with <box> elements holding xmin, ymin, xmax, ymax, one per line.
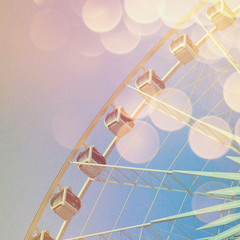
<box><xmin>82</xmin><ymin>0</ymin><xmax>122</xmax><ymax>33</ymax></box>
<box><xmin>189</xmin><ymin>116</ymin><xmax>231</xmax><ymax>159</ymax></box>
<box><xmin>116</xmin><ymin>120</ymin><xmax>160</xmax><ymax>164</ymax></box>
<box><xmin>30</xmin><ymin>9</ymin><xmax>69</xmax><ymax>51</ymax></box>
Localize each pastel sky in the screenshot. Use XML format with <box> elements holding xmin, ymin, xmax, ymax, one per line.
<box><xmin>2</xmin><ymin>0</ymin><xmax>240</xmax><ymax>239</ymax></box>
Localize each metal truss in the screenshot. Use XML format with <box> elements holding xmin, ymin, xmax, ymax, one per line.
<box><xmin>71</xmin><ymin>162</ymin><xmax>240</xmax><ymax>201</ymax></box>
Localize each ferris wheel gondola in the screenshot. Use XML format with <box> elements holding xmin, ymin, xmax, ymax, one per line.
<box><xmin>104</xmin><ymin>106</ymin><xmax>134</xmax><ymax>137</ymax></box>
<box><xmin>76</xmin><ymin>145</ymin><xmax>106</xmax><ymax>178</ymax></box>
<box><xmin>169</xmin><ymin>34</ymin><xmax>199</xmax><ymax>65</ymax></box>
<box><xmin>207</xmin><ymin>0</ymin><xmax>236</xmax><ymax>31</ymax></box>
<box><xmin>50</xmin><ymin>186</ymin><xmax>81</xmax><ymax>220</ymax></box>
<box><xmin>135</xmin><ymin>69</ymin><xmax>165</xmax><ymax>99</ymax></box>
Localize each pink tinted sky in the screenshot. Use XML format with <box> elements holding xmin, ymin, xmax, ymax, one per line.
<box><xmin>1</xmin><ymin>0</ymin><xmax>240</xmax><ymax>239</ymax></box>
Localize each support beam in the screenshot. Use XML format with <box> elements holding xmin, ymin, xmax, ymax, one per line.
<box><xmin>227</xmin><ymin>156</ymin><xmax>240</xmax><ymax>164</ymax></box>
<box><xmin>151</xmin><ymin>200</ymin><xmax>240</xmax><ymax>224</ymax></box>
<box><xmin>233</xmin><ymin>5</ymin><xmax>240</xmax><ymax>15</ymax></box>
<box><xmin>162</xmin><ymin>61</ymin><xmax>182</xmax><ymax>83</ymax></box>
<box><xmin>65</xmin><ymin>200</ymin><xmax>240</xmax><ymax>240</ymax></box>
<box><xmin>131</xmin><ymin>100</ymin><xmax>147</xmax><ymax>119</ymax></box>
<box><xmin>103</xmin><ymin>137</ymin><xmax>118</xmax><ymax>159</ymax></box>
<box><xmin>196</xmin><ymin>27</ymin><xmax>217</xmax><ymax>48</ymax></box>
<box><xmin>66</xmin><ymin>223</ymin><xmax>151</xmax><ymax>240</ymax></box>
<box><xmin>197</xmin><ymin>212</ymin><xmax>240</xmax><ymax>230</ymax></box>
<box><xmin>207</xmin><ymin>186</ymin><xmax>240</xmax><ymax>196</ymax></box>
<box><xmin>71</xmin><ymin>162</ymin><xmax>172</xmax><ymax>174</ymax></box>
<box><xmin>174</xmin><ymin>170</ymin><xmax>240</xmax><ymax>181</ymax></box>
<box><xmin>210</xmin><ymin>223</ymin><xmax>240</xmax><ymax>240</ymax></box>
<box><xmin>126</xmin><ymin>84</ymin><xmax>240</xmax><ymax>151</ymax></box>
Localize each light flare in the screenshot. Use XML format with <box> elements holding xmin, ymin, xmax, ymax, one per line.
<box><xmin>100</xmin><ymin>24</ymin><xmax>141</xmax><ymax>55</ymax></box>
<box><xmin>116</xmin><ymin>120</ymin><xmax>160</xmax><ymax>164</ymax></box>
<box><xmin>82</xmin><ymin>0</ymin><xmax>122</xmax><ymax>33</ymax></box>
<box><xmin>124</xmin><ymin>0</ymin><xmax>162</xmax><ymax>24</ymax></box>
<box><xmin>223</xmin><ymin>72</ymin><xmax>240</xmax><ymax>113</ymax></box>
<box><xmin>189</xmin><ymin>116</ymin><xmax>230</xmax><ymax>159</ymax></box>
<box><xmin>30</xmin><ymin>9</ymin><xmax>69</xmax><ymax>51</ymax></box>
<box><xmin>151</xmin><ymin>88</ymin><xmax>193</xmax><ymax>132</ymax></box>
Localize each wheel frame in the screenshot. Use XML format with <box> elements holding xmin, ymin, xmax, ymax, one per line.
<box><xmin>25</xmin><ymin>1</ymin><xmax>240</xmax><ymax>239</ymax></box>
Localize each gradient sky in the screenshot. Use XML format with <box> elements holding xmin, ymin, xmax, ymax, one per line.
<box><xmin>2</xmin><ymin>0</ymin><xmax>240</xmax><ymax>239</ymax></box>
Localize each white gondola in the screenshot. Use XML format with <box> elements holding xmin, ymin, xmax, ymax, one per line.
<box><xmin>76</xmin><ymin>145</ymin><xmax>106</xmax><ymax>178</ymax></box>
<box><xmin>169</xmin><ymin>34</ymin><xmax>199</xmax><ymax>65</ymax></box>
<box><xmin>135</xmin><ymin>69</ymin><xmax>165</xmax><ymax>98</ymax></box>
<box><xmin>104</xmin><ymin>106</ymin><xmax>134</xmax><ymax>137</ymax></box>
<box><xmin>207</xmin><ymin>1</ymin><xmax>236</xmax><ymax>31</ymax></box>
<box><xmin>32</xmin><ymin>230</ymin><xmax>54</xmax><ymax>240</ymax></box>
<box><xmin>50</xmin><ymin>186</ymin><xmax>81</xmax><ymax>220</ymax></box>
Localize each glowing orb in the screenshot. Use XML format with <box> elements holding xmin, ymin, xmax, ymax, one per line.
<box><xmin>100</xmin><ymin>24</ymin><xmax>141</xmax><ymax>54</ymax></box>
<box><xmin>30</xmin><ymin>9</ymin><xmax>69</xmax><ymax>51</ymax></box>
<box><xmin>218</xmin><ymin>27</ymin><xmax>240</xmax><ymax>56</ymax></box>
<box><xmin>114</xmin><ymin>88</ymin><xmax>149</xmax><ymax>119</ymax></box>
<box><xmin>123</xmin><ymin>15</ymin><xmax>163</xmax><ymax>36</ymax></box>
<box><xmin>159</xmin><ymin>0</ymin><xmax>195</xmax><ymax>29</ymax></box>
<box><xmin>124</xmin><ymin>0</ymin><xmax>161</xmax><ymax>24</ymax></box>
<box><xmin>223</xmin><ymin>72</ymin><xmax>240</xmax><ymax>113</ymax></box>
<box><xmin>82</xmin><ymin>0</ymin><xmax>122</xmax><ymax>33</ymax></box>
<box><xmin>189</xmin><ymin>116</ymin><xmax>230</xmax><ymax>159</ymax></box>
<box><xmin>114</xmin><ymin>88</ymin><xmax>151</xmax><ymax>119</ymax></box>
<box><xmin>190</xmin><ymin>27</ymin><xmax>224</xmax><ymax>63</ymax></box>
<box><xmin>117</xmin><ymin>120</ymin><xmax>160</xmax><ymax>164</ymax></box>
<box><xmin>151</xmin><ymin>88</ymin><xmax>192</xmax><ymax>131</ymax></box>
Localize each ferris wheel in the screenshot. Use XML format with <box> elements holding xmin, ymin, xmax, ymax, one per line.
<box><xmin>25</xmin><ymin>0</ymin><xmax>240</xmax><ymax>239</ymax></box>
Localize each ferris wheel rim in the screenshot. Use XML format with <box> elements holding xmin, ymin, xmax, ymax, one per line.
<box><xmin>24</xmin><ymin>1</ymin><xmax>240</xmax><ymax>239</ymax></box>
